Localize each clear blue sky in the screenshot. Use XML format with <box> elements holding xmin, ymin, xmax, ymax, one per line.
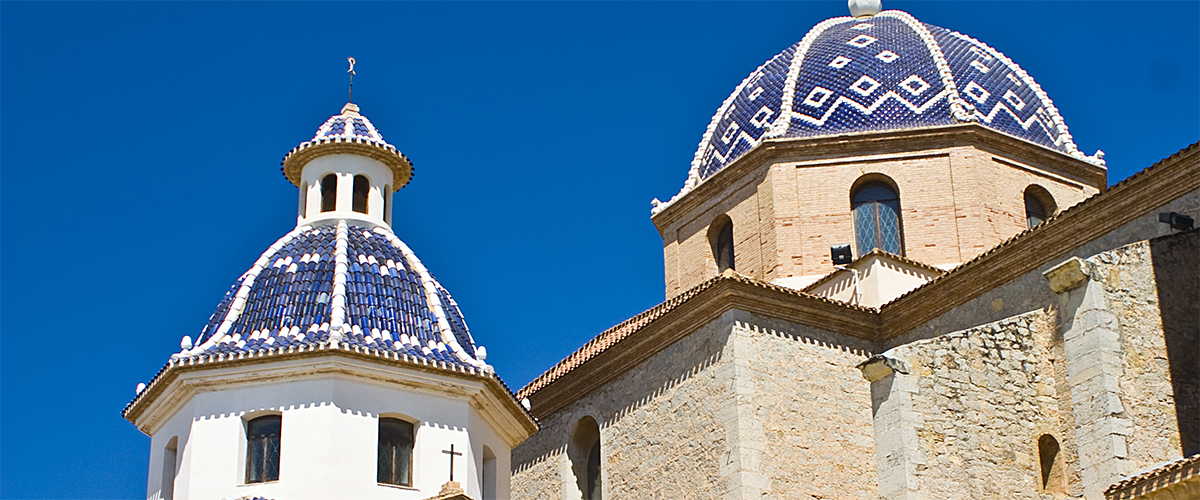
<box><xmin>1</xmin><ymin>2</ymin><xmax>1196</xmax><ymax>498</ymax></box>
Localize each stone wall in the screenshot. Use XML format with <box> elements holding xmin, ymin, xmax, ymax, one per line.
<box><xmin>1149</xmin><ymin>230</ymin><xmax>1200</xmax><ymax>456</ymax></box>
<box><xmin>511</xmin><ymin>309</ymin><xmax>880</xmax><ymax>500</ymax></box>
<box><xmin>873</xmin><ymin>311</ymin><xmax>1072</xmax><ymax>499</ymax></box>
<box><xmin>737</xmin><ymin>312</ymin><xmax>879</xmax><ymax>500</ymax></box>
<box><xmin>511</xmin><ymin>313</ymin><xmax>736</xmax><ymax>500</ymax></box>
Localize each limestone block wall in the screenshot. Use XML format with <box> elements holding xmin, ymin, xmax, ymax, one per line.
<box><xmin>511</xmin><ymin>310</ymin><xmax>881</xmax><ymax>500</ymax></box>
<box><xmin>874</xmin><ymin>312</ymin><xmax>1072</xmax><ymax>499</ymax></box>
<box><xmin>511</xmin><ymin>314</ymin><xmax>736</xmax><ymax>500</ymax></box>
<box><xmin>735</xmin><ymin>312</ymin><xmax>879</xmax><ymax>500</ymax></box>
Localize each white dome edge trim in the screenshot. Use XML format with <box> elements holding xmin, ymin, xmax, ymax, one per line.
<box><xmin>655</xmin><ymin>15</ymin><xmax>854</xmax><ymax>217</ymax></box>
<box><xmin>946</xmin><ymin>30</ymin><xmax>1104</xmax><ymax>167</ymax></box>
<box><xmin>374</xmin><ymin>227</ymin><xmax>484</xmax><ymax>368</ymax></box>
<box><xmin>184</xmin><ymin>224</ymin><xmax>311</xmax><ymax>357</ymax></box>
<box><xmin>328</xmin><ymin>220</ymin><xmax>351</xmax><ymax>345</ymax></box>
<box><xmin>881</xmin><ymin>11</ymin><xmax>975</xmax><ymax>122</ymax></box>
<box><xmin>767</xmin><ymin>15</ymin><xmax>857</xmax><ymax>139</ymax></box>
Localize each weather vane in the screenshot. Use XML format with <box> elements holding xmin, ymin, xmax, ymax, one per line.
<box><xmin>347</xmin><ymin>57</ymin><xmax>357</xmax><ymax>103</ymax></box>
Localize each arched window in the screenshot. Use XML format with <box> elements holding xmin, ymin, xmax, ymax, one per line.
<box><xmin>708</xmin><ymin>215</ymin><xmax>735</xmax><ymax>273</ymax></box>
<box><xmin>1024</xmin><ymin>186</ymin><xmax>1056</xmax><ymax>229</ymax></box>
<box><xmin>353</xmin><ymin>175</ymin><xmax>370</xmax><ymax>214</ymax></box>
<box><xmin>246</xmin><ymin>415</ymin><xmax>281</xmax><ymax>483</ymax></box>
<box><xmin>320</xmin><ymin>174</ymin><xmax>338</xmax><ymax>213</ymax></box>
<box><xmin>481</xmin><ymin>445</ymin><xmax>497</xmax><ymax>500</ymax></box>
<box><xmin>162</xmin><ymin>436</ymin><xmax>178</xmax><ymax>500</ymax></box>
<box><xmin>378</xmin><ymin>418</ymin><xmax>414</xmax><ymax>486</ymax></box>
<box><xmin>1038</xmin><ymin>434</ymin><xmax>1064</xmax><ymax>493</ymax></box>
<box><xmin>570</xmin><ymin>416</ymin><xmax>602</xmax><ymax>500</ymax></box>
<box><xmin>852</xmin><ymin>181</ymin><xmax>902</xmax><ymax>256</ymax></box>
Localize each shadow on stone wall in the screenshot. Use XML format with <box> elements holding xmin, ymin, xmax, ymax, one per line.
<box><xmin>1150</xmin><ymin>229</ymin><xmax>1200</xmax><ymax>456</ymax></box>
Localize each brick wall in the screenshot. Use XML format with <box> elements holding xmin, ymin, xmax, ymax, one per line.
<box><xmin>660</xmin><ymin>144</ymin><xmax>1098</xmax><ymax>297</ymax></box>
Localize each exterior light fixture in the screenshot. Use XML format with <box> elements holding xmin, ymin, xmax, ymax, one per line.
<box><xmin>1159</xmin><ymin>212</ymin><xmax>1194</xmax><ymax>231</ymax></box>
<box><xmin>831</xmin><ymin>244</ymin><xmax>853</xmax><ymax>265</ymax></box>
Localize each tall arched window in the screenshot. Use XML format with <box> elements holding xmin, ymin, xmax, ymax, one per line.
<box><xmin>570</xmin><ymin>416</ymin><xmax>602</xmax><ymax>500</ymax></box>
<box><xmin>246</xmin><ymin>415</ymin><xmax>281</xmax><ymax>483</ymax></box>
<box><xmin>162</xmin><ymin>436</ymin><xmax>178</xmax><ymax>500</ymax></box>
<box><xmin>353</xmin><ymin>175</ymin><xmax>370</xmax><ymax>214</ymax></box>
<box><xmin>708</xmin><ymin>215</ymin><xmax>735</xmax><ymax>273</ymax></box>
<box><xmin>320</xmin><ymin>174</ymin><xmax>338</xmax><ymax>213</ymax></box>
<box><xmin>852</xmin><ymin>181</ymin><xmax>902</xmax><ymax>256</ymax></box>
<box><xmin>378</xmin><ymin>418</ymin><xmax>414</xmax><ymax>486</ymax></box>
<box><xmin>1024</xmin><ymin>186</ymin><xmax>1056</xmax><ymax>229</ymax></box>
<box><xmin>481</xmin><ymin>445</ymin><xmax>497</xmax><ymax>500</ymax></box>
<box><xmin>1038</xmin><ymin>434</ymin><xmax>1064</xmax><ymax>493</ymax></box>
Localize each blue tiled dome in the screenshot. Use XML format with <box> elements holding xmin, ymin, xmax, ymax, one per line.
<box><xmin>683</xmin><ymin>10</ymin><xmax>1102</xmax><ymax>188</ymax></box>
<box><xmin>181</xmin><ymin>220</ymin><xmax>483</xmax><ymax>368</ymax></box>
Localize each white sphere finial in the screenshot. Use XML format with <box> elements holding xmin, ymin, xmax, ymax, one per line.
<box><xmin>849</xmin><ymin>0</ymin><xmax>881</xmax><ymax>17</ymax></box>
<box><xmin>181</xmin><ymin>335</ymin><xmax>193</xmax><ymax>350</ymax></box>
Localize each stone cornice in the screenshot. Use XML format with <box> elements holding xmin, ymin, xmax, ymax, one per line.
<box><xmin>124</xmin><ymin>344</ymin><xmax>538</xmax><ymax>446</ymax></box>
<box><xmin>651</xmin><ymin>124</ymin><xmax>1107</xmax><ymax>233</ymax></box>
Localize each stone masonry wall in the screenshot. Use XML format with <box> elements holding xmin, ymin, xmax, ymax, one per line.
<box><xmin>880</xmin><ymin>311</ymin><xmax>1071</xmax><ymax>499</ymax></box>
<box><xmin>736</xmin><ymin>311</ymin><xmax>879</xmax><ymax>500</ymax></box>
<box><xmin>511</xmin><ymin>309</ymin><xmax>882</xmax><ymax>500</ymax></box>
<box><xmin>511</xmin><ymin>313</ymin><xmax>736</xmax><ymax>500</ymax></box>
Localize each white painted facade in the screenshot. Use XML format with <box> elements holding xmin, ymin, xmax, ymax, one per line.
<box><xmin>138</xmin><ymin>354</ymin><xmax>527</xmax><ymax>500</ymax></box>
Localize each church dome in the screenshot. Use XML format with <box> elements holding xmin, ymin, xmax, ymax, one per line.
<box><xmin>686</xmin><ymin>9</ymin><xmax>1101</xmax><ymax>185</ymax></box>
<box><xmin>181</xmin><ymin>221</ymin><xmax>484</xmax><ymax>367</ymax></box>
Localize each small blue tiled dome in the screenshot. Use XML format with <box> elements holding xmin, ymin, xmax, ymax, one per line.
<box><xmin>281</xmin><ymin>103</ymin><xmax>414</xmax><ymax>191</ymax></box>
<box><xmin>675</xmin><ymin>10</ymin><xmax>1102</xmax><ymax>200</ymax></box>
<box><xmin>181</xmin><ymin>220</ymin><xmax>483</xmax><ymax>369</ymax></box>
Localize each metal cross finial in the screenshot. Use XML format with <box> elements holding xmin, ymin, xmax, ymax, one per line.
<box><xmin>347</xmin><ymin>57</ymin><xmax>357</xmax><ymax>103</ymax></box>
<box><xmin>442</xmin><ymin>444</ymin><xmax>463</xmax><ymax>482</ymax></box>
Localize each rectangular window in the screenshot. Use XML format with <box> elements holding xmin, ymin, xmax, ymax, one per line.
<box><xmin>378</xmin><ymin>418</ymin><xmax>415</xmax><ymax>486</ymax></box>
<box><xmin>246</xmin><ymin>415</ymin><xmax>281</xmax><ymax>483</ymax></box>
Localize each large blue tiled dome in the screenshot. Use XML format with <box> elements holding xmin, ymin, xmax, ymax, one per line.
<box><xmin>180</xmin><ymin>220</ymin><xmax>483</xmax><ymax>369</ymax></box>
<box><xmin>680</xmin><ymin>10</ymin><xmax>1102</xmax><ymax>192</ymax></box>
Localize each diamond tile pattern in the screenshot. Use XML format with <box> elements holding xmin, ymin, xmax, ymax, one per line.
<box><xmin>192</xmin><ymin>223</ymin><xmax>478</xmax><ymax>367</ymax></box>
<box><xmin>693</xmin><ymin>10</ymin><xmax>1082</xmax><ymax>182</ymax></box>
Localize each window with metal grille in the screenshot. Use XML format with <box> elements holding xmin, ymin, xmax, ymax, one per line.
<box><xmin>378</xmin><ymin>418</ymin><xmax>414</xmax><ymax>486</ymax></box>
<box><xmin>852</xmin><ymin>182</ymin><xmax>902</xmax><ymax>256</ymax></box>
<box><xmin>246</xmin><ymin>415</ymin><xmax>281</xmax><ymax>483</ymax></box>
<box><xmin>353</xmin><ymin>175</ymin><xmax>370</xmax><ymax>214</ymax></box>
<box><xmin>320</xmin><ymin>174</ymin><xmax>338</xmax><ymax>213</ymax></box>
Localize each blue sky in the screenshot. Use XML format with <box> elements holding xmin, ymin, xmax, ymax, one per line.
<box><xmin>1</xmin><ymin>2</ymin><xmax>1196</xmax><ymax>498</ymax></box>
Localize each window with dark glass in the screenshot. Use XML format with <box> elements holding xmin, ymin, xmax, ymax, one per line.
<box><xmin>1025</xmin><ymin>191</ymin><xmax>1048</xmax><ymax>229</ymax></box>
<box><xmin>246</xmin><ymin>415</ymin><xmax>281</xmax><ymax>483</ymax></box>
<box><xmin>320</xmin><ymin>174</ymin><xmax>338</xmax><ymax>213</ymax></box>
<box><xmin>715</xmin><ymin>222</ymin><xmax>734</xmax><ymax>273</ymax></box>
<box><xmin>378</xmin><ymin>418</ymin><xmax>414</xmax><ymax>486</ymax></box>
<box><xmin>852</xmin><ymin>182</ymin><xmax>902</xmax><ymax>256</ymax></box>
<box><xmin>352</xmin><ymin>175</ymin><xmax>370</xmax><ymax>214</ymax></box>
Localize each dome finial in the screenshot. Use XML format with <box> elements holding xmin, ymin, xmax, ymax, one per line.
<box><xmin>347</xmin><ymin>56</ymin><xmax>357</xmax><ymax>103</ymax></box>
<box><xmin>848</xmin><ymin>0</ymin><xmax>881</xmax><ymax>17</ymax></box>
